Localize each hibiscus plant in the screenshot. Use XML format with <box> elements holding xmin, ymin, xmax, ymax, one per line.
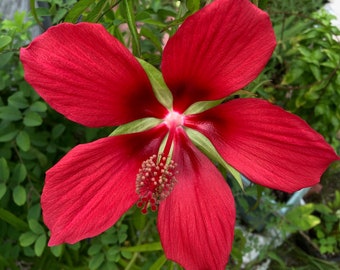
<box><xmin>16</xmin><ymin>0</ymin><xmax>340</xmax><ymax>269</ymax></box>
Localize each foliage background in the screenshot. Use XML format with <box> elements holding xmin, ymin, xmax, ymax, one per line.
<box><xmin>0</xmin><ymin>0</ymin><xmax>339</xmax><ymax>269</ymax></box>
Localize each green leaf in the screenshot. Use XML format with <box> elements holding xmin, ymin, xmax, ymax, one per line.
<box><xmin>52</xmin><ymin>124</ymin><xmax>66</xmax><ymax>139</ymax></box>
<box><xmin>13</xmin><ymin>185</ymin><xmax>27</xmax><ymax>206</ymax></box>
<box><xmin>19</xmin><ymin>231</ymin><xmax>37</xmax><ymax>247</ymax></box>
<box><xmin>84</xmin><ymin>0</ymin><xmax>108</xmax><ymax>22</ymax></box>
<box><xmin>0</xmin><ymin>129</ymin><xmax>18</xmax><ymax>142</ymax></box>
<box><xmin>0</xmin><ymin>106</ymin><xmax>22</xmax><ymax>121</ymax></box>
<box><xmin>185</xmin><ymin>128</ymin><xmax>244</xmax><ymax>190</ymax></box>
<box><xmin>0</xmin><ymin>208</ymin><xmax>28</xmax><ymax>231</ymax></box>
<box><xmin>132</xmin><ymin>209</ymin><xmax>146</xmax><ymax>230</ymax></box>
<box><xmin>30</xmin><ymin>101</ymin><xmax>47</xmax><ymax>112</ymax></box>
<box><xmin>0</xmin><ymin>35</ymin><xmax>12</xmax><ymax>50</ymax></box>
<box><xmin>0</xmin><ymin>157</ymin><xmax>10</xmax><ymax>182</ymax></box>
<box><xmin>106</xmin><ymin>247</ymin><xmax>120</xmax><ymax>262</ymax></box>
<box><xmin>65</xmin><ymin>0</ymin><xmax>96</xmax><ymax>22</ymax></box>
<box><xmin>121</xmin><ymin>0</ymin><xmax>141</xmax><ymax>56</ymax></box>
<box><xmin>52</xmin><ymin>8</ymin><xmax>68</xmax><ymax>24</ymax></box>
<box><xmin>150</xmin><ymin>254</ymin><xmax>167</xmax><ymax>270</ymax></box>
<box><xmin>258</xmin><ymin>0</ymin><xmax>268</xmax><ymax>9</ymax></box>
<box><xmin>310</xmin><ymin>64</ymin><xmax>322</xmax><ymax>81</ymax></box>
<box><xmin>121</xmin><ymin>250</ymin><xmax>132</xmax><ymax>259</ymax></box>
<box><xmin>50</xmin><ymin>245</ymin><xmax>63</xmax><ymax>257</ymax></box>
<box><xmin>118</xmin><ymin>233</ymin><xmax>127</xmax><ymax>244</ymax></box>
<box><xmin>88</xmin><ymin>244</ymin><xmax>102</xmax><ymax>256</ymax></box>
<box><xmin>286</xmin><ymin>204</ymin><xmax>321</xmax><ymax>231</ymax></box>
<box><xmin>186</xmin><ymin>0</ymin><xmax>200</xmax><ymax>13</ymax></box>
<box><xmin>120</xmin><ymin>242</ymin><xmax>162</xmax><ymax>252</ymax></box>
<box><xmin>137</xmin><ymin>58</ymin><xmax>173</xmax><ymax>109</ymax></box>
<box><xmin>27</xmin><ymin>204</ymin><xmax>41</xmax><ymax>221</ymax></box>
<box><xmin>34</xmin><ymin>234</ymin><xmax>46</xmax><ymax>256</ymax></box>
<box><xmin>0</xmin><ymin>183</ymin><xmax>6</xmax><ymax>200</ymax></box>
<box><xmin>89</xmin><ymin>253</ymin><xmax>105</xmax><ymax>270</ymax></box>
<box><xmin>23</xmin><ymin>112</ymin><xmax>43</xmax><ymax>127</ymax></box>
<box><xmin>110</xmin><ymin>117</ymin><xmax>161</xmax><ymax>136</ymax></box>
<box><xmin>29</xmin><ymin>219</ymin><xmax>44</xmax><ymax>235</ymax></box>
<box><xmin>8</xmin><ymin>92</ymin><xmax>29</xmax><ymax>109</ymax></box>
<box><xmin>140</xmin><ymin>27</ymin><xmax>162</xmax><ymax>51</ymax></box>
<box><xmin>0</xmin><ymin>52</ymin><xmax>13</xmax><ymax>68</ymax></box>
<box><xmin>12</xmin><ymin>163</ymin><xmax>27</xmax><ymax>183</ymax></box>
<box><xmin>16</xmin><ymin>131</ymin><xmax>31</xmax><ymax>151</ymax></box>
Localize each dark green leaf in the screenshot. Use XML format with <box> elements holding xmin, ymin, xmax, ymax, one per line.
<box><xmin>0</xmin><ymin>35</ymin><xmax>12</xmax><ymax>50</ymax></box>
<box><xmin>29</xmin><ymin>219</ymin><xmax>44</xmax><ymax>235</ymax></box>
<box><xmin>0</xmin><ymin>208</ymin><xmax>28</xmax><ymax>231</ymax></box>
<box><xmin>16</xmin><ymin>131</ymin><xmax>31</xmax><ymax>152</ymax></box>
<box><xmin>106</xmin><ymin>246</ymin><xmax>120</xmax><ymax>262</ymax></box>
<box><xmin>23</xmin><ymin>112</ymin><xmax>43</xmax><ymax>127</ymax></box>
<box><xmin>0</xmin><ymin>183</ymin><xmax>6</xmax><ymax>200</ymax></box>
<box><xmin>121</xmin><ymin>0</ymin><xmax>141</xmax><ymax>56</ymax></box>
<box><xmin>0</xmin><ymin>157</ymin><xmax>10</xmax><ymax>182</ymax></box>
<box><xmin>0</xmin><ymin>52</ymin><xmax>13</xmax><ymax>68</ymax></box>
<box><xmin>65</xmin><ymin>0</ymin><xmax>96</xmax><ymax>23</ymax></box>
<box><xmin>89</xmin><ymin>253</ymin><xmax>105</xmax><ymax>270</ymax></box>
<box><xmin>8</xmin><ymin>92</ymin><xmax>29</xmax><ymax>109</ymax></box>
<box><xmin>88</xmin><ymin>244</ymin><xmax>102</xmax><ymax>256</ymax></box>
<box><xmin>150</xmin><ymin>254</ymin><xmax>167</xmax><ymax>270</ymax></box>
<box><xmin>50</xmin><ymin>245</ymin><xmax>63</xmax><ymax>257</ymax></box>
<box><xmin>0</xmin><ymin>106</ymin><xmax>22</xmax><ymax>121</ymax></box>
<box><xmin>0</xmin><ymin>129</ymin><xmax>18</xmax><ymax>142</ymax></box>
<box><xmin>12</xmin><ymin>163</ymin><xmax>27</xmax><ymax>184</ymax></box>
<box><xmin>52</xmin><ymin>124</ymin><xmax>66</xmax><ymax>139</ymax></box>
<box><xmin>13</xmin><ymin>185</ymin><xmax>27</xmax><ymax>206</ymax></box>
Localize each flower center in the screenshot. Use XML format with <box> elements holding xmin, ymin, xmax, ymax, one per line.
<box><xmin>164</xmin><ymin>110</ymin><xmax>184</xmax><ymax>129</ymax></box>
<box><xmin>136</xmin><ymin>154</ymin><xmax>177</xmax><ymax>214</ymax></box>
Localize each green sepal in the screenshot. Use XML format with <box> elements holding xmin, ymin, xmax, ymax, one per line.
<box><xmin>137</xmin><ymin>58</ymin><xmax>173</xmax><ymax>110</ymax></box>
<box><xmin>110</xmin><ymin>117</ymin><xmax>162</xmax><ymax>136</ymax></box>
<box><xmin>184</xmin><ymin>98</ymin><xmax>225</xmax><ymax>115</ymax></box>
<box><xmin>185</xmin><ymin>128</ymin><xmax>244</xmax><ymax>190</ymax></box>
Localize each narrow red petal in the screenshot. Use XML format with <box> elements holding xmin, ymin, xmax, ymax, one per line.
<box><xmin>186</xmin><ymin>98</ymin><xmax>340</xmax><ymax>193</ymax></box>
<box><xmin>20</xmin><ymin>23</ymin><xmax>166</xmax><ymax>127</ymax></box>
<box><xmin>158</xmin><ymin>129</ymin><xmax>235</xmax><ymax>269</ymax></box>
<box><xmin>42</xmin><ymin>126</ymin><xmax>167</xmax><ymax>245</ymax></box>
<box><xmin>162</xmin><ymin>0</ymin><xmax>276</xmax><ymax>112</ymax></box>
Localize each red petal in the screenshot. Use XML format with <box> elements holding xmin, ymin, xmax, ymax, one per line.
<box><xmin>42</xmin><ymin>126</ymin><xmax>167</xmax><ymax>245</ymax></box>
<box><xmin>20</xmin><ymin>23</ymin><xmax>166</xmax><ymax>127</ymax></box>
<box><xmin>162</xmin><ymin>0</ymin><xmax>276</xmax><ymax>112</ymax></box>
<box><xmin>185</xmin><ymin>99</ymin><xmax>340</xmax><ymax>193</ymax></box>
<box><xmin>158</xmin><ymin>129</ymin><xmax>235</xmax><ymax>269</ymax></box>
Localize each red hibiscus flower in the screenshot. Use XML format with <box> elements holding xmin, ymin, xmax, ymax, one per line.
<box><xmin>20</xmin><ymin>0</ymin><xmax>339</xmax><ymax>269</ymax></box>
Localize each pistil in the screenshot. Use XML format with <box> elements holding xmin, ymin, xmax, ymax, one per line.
<box><xmin>136</xmin><ymin>154</ymin><xmax>177</xmax><ymax>214</ymax></box>
<box><xmin>135</xmin><ymin>110</ymin><xmax>184</xmax><ymax>214</ymax></box>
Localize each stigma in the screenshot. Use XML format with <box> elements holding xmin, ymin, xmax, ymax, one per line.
<box><xmin>136</xmin><ymin>154</ymin><xmax>177</xmax><ymax>214</ymax></box>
